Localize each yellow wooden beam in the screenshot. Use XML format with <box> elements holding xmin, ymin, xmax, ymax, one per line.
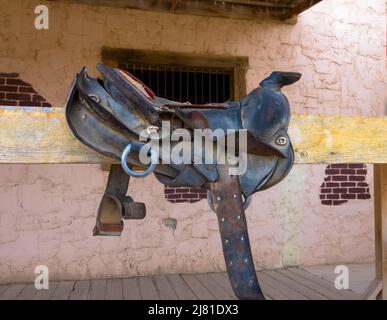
<box><xmin>0</xmin><ymin>106</ymin><xmax>386</xmax><ymax>164</ymax></box>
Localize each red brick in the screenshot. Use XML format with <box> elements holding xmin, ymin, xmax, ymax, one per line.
<box><xmin>190</xmin><ymin>187</ymin><xmax>206</xmax><ymax>193</ymax></box>
<box><xmin>0</xmin><ymin>78</ymin><xmax>4</xmax><ymax>85</ymax></box>
<box><xmin>349</xmin><ymin>188</ymin><xmax>365</xmax><ymax>193</ymax></box>
<box><xmin>349</xmin><ymin>176</ymin><xmax>365</xmax><ymax>182</ymax></box>
<box><xmin>18</xmin><ymin>101</ymin><xmax>41</xmax><ymax>106</ymax></box>
<box><xmin>189</xmin><ymin>199</ymin><xmax>201</xmax><ymax>203</ymax></box>
<box><xmin>326</xmin><ymin>169</ymin><xmax>339</xmax><ymax>175</ymax></box>
<box><xmin>198</xmin><ymin>194</ymin><xmax>207</xmax><ymax>199</ymax></box>
<box><xmin>321</xmin><ymin>200</ymin><xmax>333</xmax><ymax>205</ymax></box>
<box><xmin>340</xmin><ymin>169</ymin><xmax>355</xmax><ymax>175</ymax></box>
<box><xmin>356</xmin><ymin>169</ymin><xmax>367</xmax><ymax>175</ymax></box>
<box><xmin>357</xmin><ymin>194</ymin><xmax>371</xmax><ymax>200</ymax></box>
<box><xmin>333</xmin><ymin>200</ymin><xmax>348</xmax><ymax>205</ymax></box>
<box><xmin>42</xmin><ymin>102</ymin><xmax>52</xmax><ymax>107</ymax></box>
<box><xmin>0</xmin><ymin>72</ymin><xmax>19</xmax><ymax>77</ymax></box>
<box><xmin>0</xmin><ymin>100</ymin><xmax>17</xmax><ymax>106</ymax></box>
<box><xmin>327</xmin><ymin>194</ymin><xmax>340</xmax><ymax>200</ymax></box>
<box><xmin>5</xmin><ymin>93</ymin><xmax>31</xmax><ymax>100</ymax></box>
<box><xmin>332</xmin><ymin>176</ymin><xmax>347</xmax><ymax>181</ymax></box>
<box><xmin>320</xmin><ymin>195</ymin><xmax>326</xmax><ymax>200</ymax></box>
<box><xmin>6</xmin><ymin>78</ymin><xmax>29</xmax><ymax>86</ymax></box>
<box><xmin>324</xmin><ymin>176</ymin><xmax>331</xmax><ymax>182</ymax></box>
<box><xmin>167</xmin><ymin>194</ymin><xmax>182</xmax><ymax>199</ymax></box>
<box><xmin>0</xmin><ymin>85</ymin><xmax>18</xmax><ymax>92</ymax></box>
<box><xmin>341</xmin><ymin>194</ymin><xmax>356</xmax><ymax>199</ymax></box>
<box><xmin>0</xmin><ymin>92</ymin><xmax>4</xmax><ymax>99</ymax></box>
<box><xmin>357</xmin><ymin>182</ymin><xmax>368</xmax><ymax>187</ymax></box>
<box><xmin>348</xmin><ymin>164</ymin><xmax>364</xmax><ymax>169</ymax></box>
<box><xmin>330</xmin><ymin>164</ymin><xmax>348</xmax><ymax>169</ymax></box>
<box><xmin>32</xmin><ymin>94</ymin><xmax>46</xmax><ymax>102</ymax></box>
<box><xmin>18</xmin><ymin>86</ymin><xmax>36</xmax><ymax>93</ymax></box>
<box><xmin>341</xmin><ymin>182</ymin><xmax>356</xmax><ymax>187</ymax></box>
<box><xmin>321</xmin><ymin>188</ymin><xmax>331</xmax><ymax>193</ymax></box>
<box><xmin>333</xmin><ymin>188</ymin><xmax>347</xmax><ymax>193</ymax></box>
<box><xmin>164</xmin><ymin>188</ymin><xmax>175</xmax><ymax>194</ymax></box>
<box><xmin>176</xmin><ymin>188</ymin><xmax>189</xmax><ymax>193</ymax></box>
<box><xmin>181</xmin><ymin>193</ymin><xmax>198</xmax><ymax>199</ymax></box>
<box><xmin>326</xmin><ymin>182</ymin><xmax>339</xmax><ymax>188</ymax></box>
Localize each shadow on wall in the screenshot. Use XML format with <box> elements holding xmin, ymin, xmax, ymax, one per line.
<box><xmin>0</xmin><ymin>73</ymin><xmax>52</xmax><ymax>107</ymax></box>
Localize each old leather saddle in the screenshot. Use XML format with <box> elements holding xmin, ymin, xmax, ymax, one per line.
<box><xmin>65</xmin><ymin>63</ymin><xmax>301</xmax><ymax>300</ymax></box>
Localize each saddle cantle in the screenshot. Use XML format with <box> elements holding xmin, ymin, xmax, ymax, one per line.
<box><xmin>65</xmin><ymin>63</ymin><xmax>301</xmax><ymax>300</ymax></box>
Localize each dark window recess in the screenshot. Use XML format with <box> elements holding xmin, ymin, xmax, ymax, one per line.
<box><xmin>119</xmin><ymin>62</ymin><xmax>233</xmax><ymax>104</ymax></box>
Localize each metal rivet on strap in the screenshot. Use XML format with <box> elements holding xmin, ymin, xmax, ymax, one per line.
<box><xmin>240</xmin><ymin>236</ymin><xmax>244</xmax><ymax>241</ymax></box>
<box><xmin>217</xmin><ymin>196</ymin><xmax>221</xmax><ymax>201</ymax></box>
<box><xmin>244</xmin><ymin>258</ymin><xmax>248</xmax><ymax>263</ymax></box>
<box><xmin>233</xmin><ymin>194</ymin><xmax>237</xmax><ymax>198</ymax></box>
<box><xmin>229</xmin><ymin>261</ymin><xmax>233</xmax><ymax>266</ymax></box>
<box><xmin>237</xmin><ymin>215</ymin><xmax>241</xmax><ymax>220</ymax></box>
<box><xmin>225</xmin><ymin>239</ymin><xmax>229</xmax><ymax>244</ymax></box>
<box><xmin>221</xmin><ymin>217</ymin><xmax>225</xmax><ymax>222</ymax></box>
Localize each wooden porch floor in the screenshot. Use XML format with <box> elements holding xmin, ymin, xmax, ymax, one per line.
<box><xmin>0</xmin><ymin>263</ymin><xmax>373</xmax><ymax>300</ymax></box>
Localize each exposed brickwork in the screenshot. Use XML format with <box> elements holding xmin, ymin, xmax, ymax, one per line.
<box><xmin>164</xmin><ymin>186</ymin><xmax>207</xmax><ymax>203</ymax></box>
<box><xmin>320</xmin><ymin>164</ymin><xmax>371</xmax><ymax>205</ymax></box>
<box><xmin>0</xmin><ymin>73</ymin><xmax>52</xmax><ymax>107</ymax></box>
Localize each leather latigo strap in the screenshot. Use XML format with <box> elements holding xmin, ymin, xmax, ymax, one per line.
<box><xmin>209</xmin><ymin>166</ymin><xmax>265</xmax><ymax>300</ymax></box>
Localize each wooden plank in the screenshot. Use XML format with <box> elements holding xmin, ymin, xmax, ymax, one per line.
<box><xmin>279</xmin><ymin>268</ymin><xmax>356</xmax><ymax>300</ymax></box>
<box><xmin>181</xmin><ymin>274</ymin><xmax>214</xmax><ymax>300</ymax></box>
<box><xmin>105</xmin><ymin>278</ymin><xmax>123</xmax><ymax>300</ymax></box>
<box><xmin>138</xmin><ymin>277</ymin><xmax>159</xmax><ymax>300</ymax></box>
<box><xmin>361</xmin><ymin>278</ymin><xmax>383</xmax><ymax>300</ymax></box>
<box><xmin>195</xmin><ymin>273</ymin><xmax>233</xmax><ymax>300</ymax></box>
<box><xmin>69</xmin><ymin>280</ymin><xmax>91</xmax><ymax>300</ymax></box>
<box><xmin>89</xmin><ymin>279</ymin><xmax>106</xmax><ymax>300</ymax></box>
<box><xmin>0</xmin><ymin>107</ymin><xmax>385</xmax><ymax>164</ymax></box>
<box><xmin>51</xmin><ymin>280</ymin><xmax>75</xmax><ymax>300</ymax></box>
<box><xmin>166</xmin><ymin>274</ymin><xmax>197</xmax><ymax>300</ymax></box>
<box><xmin>255</xmin><ymin>273</ymin><xmax>288</xmax><ymax>300</ymax></box>
<box><xmin>33</xmin><ymin>281</ymin><xmax>59</xmax><ymax>300</ymax></box>
<box><xmin>0</xmin><ymin>284</ymin><xmax>26</xmax><ymax>300</ymax></box>
<box><xmin>374</xmin><ymin>164</ymin><xmax>387</xmax><ymax>299</ymax></box>
<box><xmin>258</xmin><ymin>271</ymin><xmax>306</xmax><ymax>300</ymax></box>
<box><xmin>263</xmin><ymin>270</ymin><xmax>327</xmax><ymax>300</ymax></box>
<box><xmin>153</xmin><ymin>275</ymin><xmax>178</xmax><ymax>300</ymax></box>
<box><xmin>16</xmin><ymin>284</ymin><xmax>38</xmax><ymax>300</ymax></box>
<box><xmin>122</xmin><ymin>278</ymin><xmax>141</xmax><ymax>300</ymax></box>
<box><xmin>0</xmin><ymin>285</ymin><xmax>9</xmax><ymax>297</ymax></box>
<box><xmin>290</xmin><ymin>267</ymin><xmax>358</xmax><ymax>299</ymax></box>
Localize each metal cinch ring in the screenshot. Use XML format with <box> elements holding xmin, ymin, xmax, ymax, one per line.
<box><xmin>121</xmin><ymin>143</ymin><xmax>158</xmax><ymax>177</ymax></box>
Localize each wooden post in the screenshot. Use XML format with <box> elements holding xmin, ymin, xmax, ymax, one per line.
<box><xmin>374</xmin><ymin>164</ymin><xmax>387</xmax><ymax>299</ymax></box>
